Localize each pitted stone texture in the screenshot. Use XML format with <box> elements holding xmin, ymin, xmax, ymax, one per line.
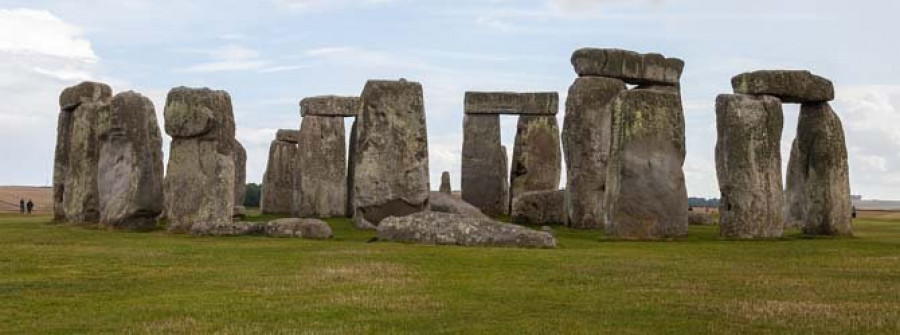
<box><xmin>233</xmin><ymin>140</ymin><xmax>247</xmax><ymax>218</ymax></box>
<box><xmin>571</xmin><ymin>48</ymin><xmax>684</xmax><ymax>85</ymax></box>
<box><xmin>275</xmin><ymin>129</ymin><xmax>301</xmax><ymax>143</ymax></box>
<box><xmin>461</xmin><ymin>114</ymin><xmax>507</xmax><ymax>216</ymax></box>
<box><xmin>98</xmin><ymin>91</ymin><xmax>164</xmax><ymax>230</ymax></box>
<box><xmin>261</xmin><ymin>140</ymin><xmax>297</xmax><ymax>215</ymax></box>
<box><xmin>377</xmin><ymin>212</ymin><xmax>556</xmax><ymax>248</ymax></box>
<box><xmin>298</xmin><ymin>116</ymin><xmax>347</xmax><ymax>218</ymax></box>
<box><xmin>731</xmin><ymin>70</ymin><xmax>834</xmax><ymax>103</ymax></box>
<box><xmin>785</xmin><ymin>102</ymin><xmax>852</xmax><ymax>236</ymax></box>
<box><xmin>510</xmin><ymin>115</ymin><xmax>561</xmax><ymax>210</ymax></box>
<box><xmin>500</xmin><ymin>145</ymin><xmax>509</xmax><ymax>215</ymax></box>
<box><xmin>163</xmin><ymin>87</ymin><xmax>236</xmax><ymax>233</ymax></box>
<box><xmin>715</xmin><ymin>94</ymin><xmax>785</xmax><ymax>238</ymax></box>
<box><xmin>563</xmin><ymin>77</ymin><xmax>626</xmax><ymax>229</ymax></box>
<box><xmin>264</xmin><ymin>218</ymin><xmax>333</xmax><ymax>239</ymax></box>
<box><xmin>604</xmin><ymin>88</ymin><xmax>688</xmax><ymax>238</ymax></box>
<box><xmin>353</xmin><ymin>80</ymin><xmax>430</xmax><ymax>228</ymax></box>
<box><xmin>54</xmin><ymin>81</ymin><xmax>111</xmax><ymax>224</ymax></box>
<box><xmin>300</xmin><ymin>95</ymin><xmax>360</xmax><ymax>117</ymax></box>
<box><xmin>190</xmin><ymin>221</ymin><xmax>262</xmax><ymax>237</ymax></box>
<box><xmin>440</xmin><ymin>171</ymin><xmax>452</xmax><ymax>194</ymax></box>
<box><xmin>511</xmin><ymin>190</ymin><xmax>567</xmax><ymax>225</ymax></box>
<box><xmin>428</xmin><ymin>191</ymin><xmax>489</xmax><ymax>219</ymax></box>
<box><xmin>464</xmin><ymin>92</ymin><xmax>559</xmax><ymax>115</ymax></box>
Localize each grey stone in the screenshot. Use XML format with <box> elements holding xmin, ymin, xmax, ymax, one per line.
<box><xmin>500</xmin><ymin>145</ymin><xmax>509</xmax><ymax>215</ymax></box>
<box><xmin>571</xmin><ymin>48</ymin><xmax>685</xmax><ymax>85</ymax></box>
<box><xmin>297</xmin><ymin>116</ymin><xmax>346</xmax><ymax>218</ymax></box>
<box><xmin>264</xmin><ymin>218</ymin><xmax>333</xmax><ymax>239</ymax></box>
<box><xmin>163</xmin><ymin>87</ymin><xmax>236</xmax><ymax>233</ymax></box>
<box><xmin>233</xmin><ymin>139</ymin><xmax>247</xmax><ymax>219</ymax></box>
<box><xmin>785</xmin><ymin>102</ymin><xmax>853</xmax><ymax>236</ymax></box>
<box><xmin>604</xmin><ymin>88</ymin><xmax>688</xmax><ymax>238</ymax></box>
<box><xmin>510</xmin><ymin>115</ymin><xmax>561</xmax><ymax>210</ymax></box>
<box><xmin>428</xmin><ymin>191</ymin><xmax>489</xmax><ymax>219</ymax></box>
<box><xmin>261</xmin><ymin>138</ymin><xmax>297</xmax><ymax>215</ymax></box>
<box><xmin>715</xmin><ymin>94</ymin><xmax>785</xmax><ymax>238</ymax></box>
<box><xmin>352</xmin><ymin>80</ymin><xmax>430</xmax><ymax>228</ymax></box>
<box><xmin>300</xmin><ymin>95</ymin><xmax>360</xmax><ymax>117</ymax></box>
<box><xmin>464</xmin><ymin>92</ymin><xmax>559</xmax><ymax>115</ymax></box>
<box><xmin>461</xmin><ymin>114</ymin><xmax>507</xmax><ymax>217</ymax></box>
<box><xmin>97</xmin><ymin>91</ymin><xmax>164</xmax><ymax>230</ymax></box>
<box><xmin>562</xmin><ymin>76</ymin><xmax>626</xmax><ymax>229</ymax></box>
<box><xmin>732</xmin><ymin>70</ymin><xmax>834</xmax><ymax>103</ymax></box>
<box><xmin>511</xmin><ymin>190</ymin><xmax>567</xmax><ymax>225</ymax></box>
<box><xmin>377</xmin><ymin>211</ymin><xmax>556</xmax><ymax>248</ymax></box>
<box><xmin>190</xmin><ymin>221</ymin><xmax>262</xmax><ymax>237</ymax></box>
<box><xmin>440</xmin><ymin>171</ymin><xmax>452</xmax><ymax>194</ymax></box>
<box><xmin>275</xmin><ymin>129</ymin><xmax>301</xmax><ymax>143</ymax></box>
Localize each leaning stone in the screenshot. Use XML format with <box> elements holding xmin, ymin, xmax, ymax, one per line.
<box><xmin>233</xmin><ymin>139</ymin><xmax>247</xmax><ymax>219</ymax></box>
<box><xmin>261</xmin><ymin>137</ymin><xmax>297</xmax><ymax>215</ymax></box>
<box><xmin>98</xmin><ymin>91</ymin><xmax>164</xmax><ymax>230</ymax></box>
<box><xmin>604</xmin><ymin>88</ymin><xmax>688</xmax><ymax>238</ymax></box>
<box><xmin>562</xmin><ymin>76</ymin><xmax>626</xmax><ymax>229</ymax></box>
<box><xmin>461</xmin><ymin>114</ymin><xmax>507</xmax><ymax>217</ymax></box>
<box><xmin>715</xmin><ymin>94</ymin><xmax>785</xmax><ymax>238</ymax></box>
<box><xmin>440</xmin><ymin>171</ymin><xmax>452</xmax><ymax>194</ymax></box>
<box><xmin>297</xmin><ymin>116</ymin><xmax>346</xmax><ymax>218</ymax></box>
<box><xmin>785</xmin><ymin>102</ymin><xmax>853</xmax><ymax>236</ymax></box>
<box><xmin>731</xmin><ymin>70</ymin><xmax>834</xmax><ymax>103</ymax></box>
<box><xmin>511</xmin><ymin>190</ymin><xmax>567</xmax><ymax>225</ymax></box>
<box><xmin>353</xmin><ymin>80</ymin><xmax>430</xmax><ymax>228</ymax></box>
<box><xmin>510</xmin><ymin>115</ymin><xmax>561</xmax><ymax>209</ymax></box>
<box><xmin>377</xmin><ymin>212</ymin><xmax>556</xmax><ymax>248</ymax></box>
<box><xmin>300</xmin><ymin>95</ymin><xmax>360</xmax><ymax>117</ymax></box>
<box><xmin>264</xmin><ymin>218</ymin><xmax>333</xmax><ymax>239</ymax></box>
<box><xmin>428</xmin><ymin>191</ymin><xmax>489</xmax><ymax>219</ymax></box>
<box><xmin>571</xmin><ymin>48</ymin><xmax>685</xmax><ymax>85</ymax></box>
<box><xmin>464</xmin><ymin>92</ymin><xmax>559</xmax><ymax>115</ymax></box>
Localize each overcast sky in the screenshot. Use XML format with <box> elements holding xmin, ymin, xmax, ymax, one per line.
<box><xmin>0</xmin><ymin>0</ymin><xmax>896</xmax><ymax>199</ymax></box>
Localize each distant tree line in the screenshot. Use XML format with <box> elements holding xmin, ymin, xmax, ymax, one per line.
<box><xmin>688</xmin><ymin>197</ymin><xmax>720</xmax><ymax>208</ymax></box>
<box><xmin>244</xmin><ymin>183</ymin><xmax>261</xmax><ymax>208</ymax></box>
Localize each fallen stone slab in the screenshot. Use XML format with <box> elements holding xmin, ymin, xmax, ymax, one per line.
<box><xmin>571</xmin><ymin>48</ymin><xmax>685</xmax><ymax>86</ymax></box>
<box><xmin>300</xmin><ymin>95</ymin><xmax>360</xmax><ymax>117</ymax></box>
<box><xmin>264</xmin><ymin>218</ymin><xmax>333</xmax><ymax>239</ymax></box>
<box><xmin>511</xmin><ymin>190</ymin><xmax>567</xmax><ymax>225</ymax></box>
<box><xmin>190</xmin><ymin>221</ymin><xmax>262</xmax><ymax>237</ymax></box>
<box><xmin>464</xmin><ymin>92</ymin><xmax>559</xmax><ymax>115</ymax></box>
<box><xmin>731</xmin><ymin>70</ymin><xmax>834</xmax><ymax>103</ymax></box>
<box><xmin>428</xmin><ymin>191</ymin><xmax>489</xmax><ymax>219</ymax></box>
<box><xmin>377</xmin><ymin>212</ymin><xmax>556</xmax><ymax>248</ymax></box>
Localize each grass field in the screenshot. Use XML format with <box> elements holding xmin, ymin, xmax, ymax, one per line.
<box><xmin>1</xmin><ymin>213</ymin><xmax>898</xmax><ymax>334</ymax></box>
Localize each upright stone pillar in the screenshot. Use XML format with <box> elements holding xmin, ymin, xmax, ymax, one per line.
<box><xmin>440</xmin><ymin>171</ymin><xmax>452</xmax><ymax>194</ymax></box>
<box><xmin>233</xmin><ymin>140</ymin><xmax>247</xmax><ymax>218</ymax></box>
<box><xmin>298</xmin><ymin>96</ymin><xmax>358</xmax><ymax>218</ymax></box>
<box><xmin>97</xmin><ymin>91</ymin><xmax>164</xmax><ymax>230</ymax></box>
<box><xmin>353</xmin><ymin>80</ymin><xmax>430</xmax><ymax>228</ymax></box>
<box><xmin>510</xmin><ymin>115</ymin><xmax>562</xmax><ymax>208</ymax></box>
<box><xmin>461</xmin><ymin>114</ymin><xmax>505</xmax><ymax>216</ymax></box>
<box><xmin>262</xmin><ymin>130</ymin><xmax>299</xmax><ymax>215</ymax></box>
<box><xmin>715</xmin><ymin>94</ymin><xmax>785</xmax><ymax>238</ymax></box>
<box><xmin>163</xmin><ymin>87</ymin><xmax>236</xmax><ymax>233</ymax></box>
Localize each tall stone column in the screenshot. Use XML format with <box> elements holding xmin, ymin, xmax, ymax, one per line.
<box><xmin>510</xmin><ymin>115</ymin><xmax>562</xmax><ymax>209</ymax></box>
<box><xmin>262</xmin><ymin>130</ymin><xmax>298</xmax><ymax>215</ymax></box>
<box><xmin>461</xmin><ymin>114</ymin><xmax>505</xmax><ymax>216</ymax></box>
<box><xmin>297</xmin><ymin>116</ymin><xmax>346</xmax><ymax>217</ymax></box>
<box><xmin>233</xmin><ymin>140</ymin><xmax>247</xmax><ymax>218</ymax></box>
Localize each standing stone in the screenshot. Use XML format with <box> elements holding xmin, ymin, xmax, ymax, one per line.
<box><xmin>715</xmin><ymin>94</ymin><xmax>785</xmax><ymax>238</ymax></box>
<box><xmin>346</xmin><ymin>119</ymin><xmax>358</xmax><ymax>217</ymax></box>
<box><xmin>54</xmin><ymin>81</ymin><xmax>111</xmax><ymax>224</ymax></box>
<box><xmin>499</xmin><ymin>145</ymin><xmax>509</xmax><ymax>216</ymax></box>
<box><xmin>562</xmin><ymin>76</ymin><xmax>626</xmax><ymax>229</ymax></box>
<box><xmin>97</xmin><ymin>91</ymin><xmax>164</xmax><ymax>230</ymax></box>
<box><xmin>604</xmin><ymin>88</ymin><xmax>688</xmax><ymax>238</ymax></box>
<box><xmin>510</xmin><ymin>115</ymin><xmax>561</xmax><ymax>210</ymax></box>
<box><xmin>785</xmin><ymin>102</ymin><xmax>852</xmax><ymax>236</ymax></box>
<box><xmin>261</xmin><ymin>131</ymin><xmax>298</xmax><ymax>215</ymax></box>
<box><xmin>297</xmin><ymin>116</ymin><xmax>346</xmax><ymax>218</ymax></box>
<box><xmin>440</xmin><ymin>171</ymin><xmax>452</xmax><ymax>194</ymax></box>
<box><xmin>353</xmin><ymin>80</ymin><xmax>430</xmax><ymax>228</ymax></box>
<box><xmin>511</xmin><ymin>190</ymin><xmax>567</xmax><ymax>225</ymax></box>
<box><xmin>461</xmin><ymin>114</ymin><xmax>507</xmax><ymax>217</ymax></box>
<box><xmin>233</xmin><ymin>140</ymin><xmax>247</xmax><ymax>218</ymax></box>
<box><xmin>163</xmin><ymin>87</ymin><xmax>236</xmax><ymax>233</ymax></box>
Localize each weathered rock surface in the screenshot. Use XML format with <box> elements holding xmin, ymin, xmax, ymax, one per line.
<box><xmin>190</xmin><ymin>221</ymin><xmax>261</xmax><ymax>237</ymax></box>
<box><xmin>510</xmin><ymin>115</ymin><xmax>561</xmax><ymax>209</ymax></box>
<box><xmin>264</xmin><ymin>218</ymin><xmax>333</xmax><ymax>239</ymax></box>
<box><xmin>300</xmin><ymin>95</ymin><xmax>360</xmax><ymax>117</ymax></box>
<box><xmin>461</xmin><ymin>114</ymin><xmax>507</xmax><ymax>216</ymax></box>
<box><xmin>785</xmin><ymin>102</ymin><xmax>853</xmax><ymax>236</ymax></box>
<box><xmin>261</xmin><ymin>137</ymin><xmax>297</xmax><ymax>215</ymax></box>
<box><xmin>164</xmin><ymin>87</ymin><xmax>236</xmax><ymax>233</ymax></box>
<box><xmin>571</xmin><ymin>48</ymin><xmax>684</xmax><ymax>85</ymax></box>
<box><xmin>353</xmin><ymin>80</ymin><xmax>430</xmax><ymax>228</ymax></box>
<box><xmin>604</xmin><ymin>88</ymin><xmax>688</xmax><ymax>238</ymax></box>
<box><xmin>275</xmin><ymin>129</ymin><xmax>301</xmax><ymax>143</ymax></box>
<box><xmin>54</xmin><ymin>81</ymin><xmax>111</xmax><ymax>224</ymax></box>
<box><xmin>440</xmin><ymin>171</ymin><xmax>452</xmax><ymax>194</ymax></box>
<box><xmin>715</xmin><ymin>94</ymin><xmax>785</xmax><ymax>238</ymax></box>
<box><xmin>511</xmin><ymin>190</ymin><xmax>567</xmax><ymax>225</ymax></box>
<box><xmin>97</xmin><ymin>91</ymin><xmax>164</xmax><ymax>230</ymax></box>
<box><xmin>428</xmin><ymin>191</ymin><xmax>489</xmax><ymax>219</ymax></box>
<box><xmin>562</xmin><ymin>76</ymin><xmax>626</xmax><ymax>229</ymax></box>
<box><xmin>464</xmin><ymin>92</ymin><xmax>559</xmax><ymax>115</ymax></box>
<box><xmin>731</xmin><ymin>70</ymin><xmax>834</xmax><ymax>103</ymax></box>
<box><xmin>233</xmin><ymin>140</ymin><xmax>247</xmax><ymax>219</ymax></box>
<box><xmin>298</xmin><ymin>116</ymin><xmax>347</xmax><ymax>218</ymax></box>
<box><xmin>377</xmin><ymin>212</ymin><xmax>556</xmax><ymax>248</ymax></box>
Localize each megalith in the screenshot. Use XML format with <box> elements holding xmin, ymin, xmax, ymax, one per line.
<box><xmin>297</xmin><ymin>115</ymin><xmax>347</xmax><ymax>218</ymax></box>
<box><xmin>731</xmin><ymin>70</ymin><xmax>834</xmax><ymax>103</ymax></box>
<box><xmin>97</xmin><ymin>91</ymin><xmax>164</xmax><ymax>230</ymax></box>
<box><xmin>233</xmin><ymin>140</ymin><xmax>247</xmax><ymax>218</ymax></box>
<box><xmin>261</xmin><ymin>130</ymin><xmax>299</xmax><ymax>215</ymax></box>
<box><xmin>715</xmin><ymin>94</ymin><xmax>785</xmax><ymax>238</ymax></box>
<box><xmin>440</xmin><ymin>171</ymin><xmax>452</xmax><ymax>194</ymax></box>
<box><xmin>571</xmin><ymin>48</ymin><xmax>685</xmax><ymax>86</ymax></box>
<box><xmin>511</xmin><ymin>190</ymin><xmax>567</xmax><ymax>225</ymax></box>
<box><xmin>562</xmin><ymin>76</ymin><xmax>626</xmax><ymax>229</ymax></box>
<box><xmin>510</xmin><ymin>115</ymin><xmax>562</xmax><ymax>209</ymax></box>
<box><xmin>163</xmin><ymin>87</ymin><xmax>236</xmax><ymax>233</ymax></box>
<box><xmin>353</xmin><ymin>79</ymin><xmax>430</xmax><ymax>228</ymax></box>
<box><xmin>54</xmin><ymin>81</ymin><xmax>111</xmax><ymax>224</ymax></box>
<box><xmin>461</xmin><ymin>114</ymin><xmax>506</xmax><ymax>216</ymax></box>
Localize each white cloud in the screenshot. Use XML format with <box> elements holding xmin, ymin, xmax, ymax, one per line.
<box><xmin>175</xmin><ymin>44</ymin><xmax>270</xmax><ymax>73</ymax></box>
<box><xmin>275</xmin><ymin>0</ymin><xmax>398</xmax><ymax>11</ymax></box>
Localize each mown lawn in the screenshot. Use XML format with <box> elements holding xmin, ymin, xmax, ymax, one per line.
<box><xmin>0</xmin><ymin>213</ymin><xmax>898</xmax><ymax>334</ymax></box>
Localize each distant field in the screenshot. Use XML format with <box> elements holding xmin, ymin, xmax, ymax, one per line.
<box><xmin>0</xmin><ymin>186</ymin><xmax>52</xmax><ymax>213</ymax></box>
<box><xmin>0</xmin><ymin>213</ymin><xmax>898</xmax><ymax>334</ymax></box>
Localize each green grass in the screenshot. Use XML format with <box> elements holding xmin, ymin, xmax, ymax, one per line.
<box><xmin>1</xmin><ymin>214</ymin><xmax>898</xmax><ymax>334</ymax></box>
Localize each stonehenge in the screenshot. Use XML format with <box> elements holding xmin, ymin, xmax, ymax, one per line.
<box><xmin>377</xmin><ymin>212</ymin><xmax>557</xmax><ymax>248</ymax></box>
<box><xmin>261</xmin><ymin>129</ymin><xmax>299</xmax><ymax>215</ymax></box>
<box><xmin>461</xmin><ymin>113</ymin><xmax>506</xmax><ymax>216</ymax></box>
<box><xmin>511</xmin><ymin>190</ymin><xmax>567</xmax><ymax>225</ymax></box>
<box><xmin>440</xmin><ymin>171</ymin><xmax>452</xmax><ymax>194</ymax></box>
<box><xmin>510</xmin><ymin>115</ymin><xmax>562</xmax><ymax>210</ymax></box>
<box><xmin>297</xmin><ymin>96</ymin><xmax>353</xmax><ymax>218</ymax></box>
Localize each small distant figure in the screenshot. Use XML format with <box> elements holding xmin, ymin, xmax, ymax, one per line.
<box><xmin>852</xmin><ymin>206</ymin><xmax>857</xmax><ymax>219</ymax></box>
<box><xmin>19</xmin><ymin>199</ymin><xmax>25</xmax><ymax>214</ymax></box>
<box><xmin>26</xmin><ymin>199</ymin><xmax>34</xmax><ymax>214</ymax></box>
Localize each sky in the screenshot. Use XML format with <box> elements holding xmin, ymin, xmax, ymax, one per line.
<box><xmin>0</xmin><ymin>0</ymin><xmax>897</xmax><ymax>199</ymax></box>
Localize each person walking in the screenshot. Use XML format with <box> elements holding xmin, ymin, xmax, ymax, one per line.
<box><xmin>26</xmin><ymin>200</ymin><xmax>34</xmax><ymax>214</ymax></box>
<box><xmin>19</xmin><ymin>199</ymin><xmax>25</xmax><ymax>214</ymax></box>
